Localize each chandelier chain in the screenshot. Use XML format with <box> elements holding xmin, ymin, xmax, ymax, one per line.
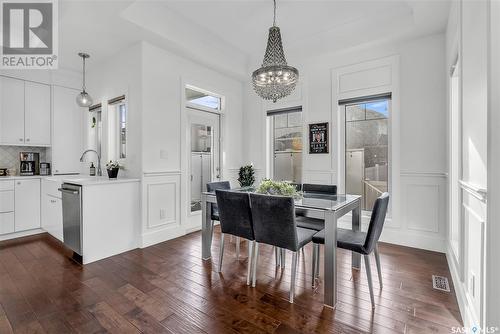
<box><xmin>273</xmin><ymin>0</ymin><xmax>276</xmax><ymax>27</ymax></box>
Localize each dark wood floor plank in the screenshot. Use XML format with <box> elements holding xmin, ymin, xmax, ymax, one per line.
<box><xmin>0</xmin><ymin>231</ymin><xmax>462</xmax><ymax>334</ymax></box>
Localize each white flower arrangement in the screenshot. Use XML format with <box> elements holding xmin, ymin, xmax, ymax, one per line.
<box><xmin>105</xmin><ymin>160</ymin><xmax>121</xmax><ymax>170</ymax></box>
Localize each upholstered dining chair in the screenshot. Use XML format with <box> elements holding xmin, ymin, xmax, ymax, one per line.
<box><xmin>206</xmin><ymin>181</ymin><xmax>234</xmax><ymax>252</ymax></box>
<box><xmin>215</xmin><ymin>190</ymin><xmax>255</xmax><ymax>285</ymax></box>
<box><xmin>311</xmin><ymin>192</ymin><xmax>390</xmax><ymax>308</ymax></box>
<box><xmin>249</xmin><ymin>193</ymin><xmax>318</xmax><ymax>303</ymax></box>
<box><xmin>296</xmin><ymin>183</ymin><xmax>338</xmax><ymax>232</ymax></box>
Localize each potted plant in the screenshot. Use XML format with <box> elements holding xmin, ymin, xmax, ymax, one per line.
<box><xmin>255</xmin><ymin>179</ymin><xmax>302</xmax><ymax>198</ymax></box>
<box><xmin>237</xmin><ymin>164</ymin><xmax>256</xmax><ymax>188</ymax></box>
<box><xmin>106</xmin><ymin>160</ymin><xmax>120</xmax><ymax>179</ymax></box>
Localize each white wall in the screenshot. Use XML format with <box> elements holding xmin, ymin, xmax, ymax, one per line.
<box><xmin>86</xmin><ymin>43</ymin><xmax>143</xmax><ymax>178</ymax></box>
<box><xmin>244</xmin><ymin>33</ymin><xmax>448</xmax><ymax>252</ymax></box>
<box><xmin>140</xmin><ymin>42</ymin><xmax>244</xmax><ymax>246</ymax></box>
<box><xmin>88</xmin><ymin>41</ymin><xmax>244</xmax><ymax>247</ymax></box>
<box><xmin>445</xmin><ymin>0</ymin><xmax>491</xmax><ymax>329</ymax></box>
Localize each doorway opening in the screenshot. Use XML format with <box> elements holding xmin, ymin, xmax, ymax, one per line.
<box><xmin>185</xmin><ymin>85</ymin><xmax>222</xmax><ymax>215</ymax></box>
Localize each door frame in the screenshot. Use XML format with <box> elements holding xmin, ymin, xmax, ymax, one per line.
<box><xmin>180</xmin><ymin>80</ymin><xmax>225</xmax><ymax>232</ymax></box>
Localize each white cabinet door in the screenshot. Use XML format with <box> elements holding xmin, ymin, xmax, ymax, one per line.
<box><xmin>0</xmin><ymin>76</ymin><xmax>25</xmax><ymax>145</ymax></box>
<box><xmin>25</xmin><ymin>81</ymin><xmax>51</xmax><ymax>146</ymax></box>
<box><xmin>0</xmin><ymin>212</ymin><xmax>15</xmax><ymax>235</ymax></box>
<box><xmin>52</xmin><ymin>86</ymin><xmax>83</xmax><ymax>174</ymax></box>
<box><xmin>14</xmin><ymin>179</ymin><xmax>41</xmax><ymax>231</ymax></box>
<box><xmin>41</xmin><ymin>194</ymin><xmax>63</xmax><ymax>241</ymax></box>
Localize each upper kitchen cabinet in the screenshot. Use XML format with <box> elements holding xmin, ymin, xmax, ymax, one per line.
<box><xmin>25</xmin><ymin>82</ymin><xmax>51</xmax><ymax>146</ymax></box>
<box><xmin>0</xmin><ymin>76</ymin><xmax>51</xmax><ymax>146</ymax></box>
<box><xmin>0</xmin><ymin>76</ymin><xmax>25</xmax><ymax>145</ymax></box>
<box><xmin>52</xmin><ymin>86</ymin><xmax>83</xmax><ymax>174</ymax></box>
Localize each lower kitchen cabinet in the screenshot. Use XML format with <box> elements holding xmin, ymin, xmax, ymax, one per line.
<box><xmin>14</xmin><ymin>179</ymin><xmax>41</xmax><ymax>231</ymax></box>
<box><xmin>42</xmin><ymin>194</ymin><xmax>63</xmax><ymax>241</ymax></box>
<box><xmin>0</xmin><ymin>213</ymin><xmax>15</xmax><ymax>234</ymax></box>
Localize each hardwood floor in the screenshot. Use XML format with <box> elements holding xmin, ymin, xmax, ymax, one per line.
<box><xmin>0</xmin><ymin>229</ymin><xmax>462</xmax><ymax>333</ymax></box>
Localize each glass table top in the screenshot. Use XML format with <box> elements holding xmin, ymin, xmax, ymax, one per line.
<box><xmin>204</xmin><ymin>188</ymin><xmax>361</xmax><ymax>211</ymax></box>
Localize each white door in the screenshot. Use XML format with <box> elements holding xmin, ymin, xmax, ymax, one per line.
<box><xmin>25</xmin><ymin>81</ymin><xmax>51</xmax><ymax>146</ymax></box>
<box><xmin>346</xmin><ymin>149</ymin><xmax>364</xmax><ymax>196</ymax></box>
<box><xmin>188</xmin><ymin>109</ymin><xmax>220</xmax><ymax>213</ymax></box>
<box><xmin>0</xmin><ymin>76</ymin><xmax>25</xmax><ymax>145</ymax></box>
<box><xmin>52</xmin><ymin>86</ymin><xmax>83</xmax><ymax>174</ymax></box>
<box><xmin>15</xmin><ymin>179</ymin><xmax>41</xmax><ymax>231</ymax></box>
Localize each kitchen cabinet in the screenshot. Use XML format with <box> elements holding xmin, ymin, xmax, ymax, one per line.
<box><xmin>25</xmin><ymin>81</ymin><xmax>51</xmax><ymax>146</ymax></box>
<box><xmin>52</xmin><ymin>86</ymin><xmax>83</xmax><ymax>174</ymax></box>
<box><xmin>41</xmin><ymin>178</ymin><xmax>63</xmax><ymax>241</ymax></box>
<box><xmin>0</xmin><ymin>76</ymin><xmax>51</xmax><ymax>146</ymax></box>
<box><xmin>42</xmin><ymin>194</ymin><xmax>63</xmax><ymax>241</ymax></box>
<box><xmin>0</xmin><ymin>180</ymin><xmax>15</xmax><ymax>235</ymax></box>
<box><xmin>14</xmin><ymin>179</ymin><xmax>41</xmax><ymax>231</ymax></box>
<box><xmin>0</xmin><ymin>76</ymin><xmax>25</xmax><ymax>145</ymax></box>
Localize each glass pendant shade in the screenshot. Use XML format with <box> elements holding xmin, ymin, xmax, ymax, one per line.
<box><xmin>252</xmin><ymin>1</ymin><xmax>299</xmax><ymax>103</ymax></box>
<box><xmin>76</xmin><ymin>90</ymin><xmax>93</xmax><ymax>107</ymax></box>
<box><xmin>76</xmin><ymin>52</ymin><xmax>93</xmax><ymax>108</ymax></box>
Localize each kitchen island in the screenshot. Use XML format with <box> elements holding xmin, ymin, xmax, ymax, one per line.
<box><xmin>59</xmin><ymin>176</ymin><xmax>140</xmax><ymax>264</ymax></box>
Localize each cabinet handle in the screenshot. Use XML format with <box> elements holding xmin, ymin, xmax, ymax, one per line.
<box><xmin>50</xmin><ymin>199</ymin><xmax>56</xmax><ymax>203</ymax></box>
<box><xmin>19</xmin><ymin>138</ymin><xmax>23</xmax><ymax>142</ymax></box>
<box><xmin>17</xmin><ymin>182</ymin><xmax>21</xmax><ymax>185</ymax></box>
<box><xmin>26</xmin><ymin>138</ymin><xmax>30</xmax><ymax>142</ymax></box>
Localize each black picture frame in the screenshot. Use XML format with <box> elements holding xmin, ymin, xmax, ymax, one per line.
<box><xmin>309</xmin><ymin>122</ymin><xmax>329</xmax><ymax>154</ymax></box>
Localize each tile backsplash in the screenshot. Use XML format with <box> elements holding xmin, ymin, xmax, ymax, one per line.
<box><xmin>0</xmin><ymin>146</ymin><xmax>47</xmax><ymax>175</ymax></box>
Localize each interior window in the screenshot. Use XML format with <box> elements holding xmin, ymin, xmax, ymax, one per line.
<box><xmin>345</xmin><ymin>99</ymin><xmax>390</xmax><ymax>210</ymax></box>
<box><xmin>108</xmin><ymin>96</ymin><xmax>127</xmax><ymax>161</ymax></box>
<box><xmin>186</xmin><ymin>86</ymin><xmax>221</xmax><ymax>111</ymax></box>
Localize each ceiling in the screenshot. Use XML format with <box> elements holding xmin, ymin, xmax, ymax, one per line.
<box><xmin>57</xmin><ymin>0</ymin><xmax>451</xmax><ymax>78</ymax></box>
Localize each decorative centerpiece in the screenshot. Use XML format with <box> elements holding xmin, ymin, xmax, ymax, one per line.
<box><xmin>256</xmin><ymin>179</ymin><xmax>302</xmax><ymax>198</ymax></box>
<box><xmin>237</xmin><ymin>164</ymin><xmax>256</xmax><ymax>187</ymax></box>
<box><xmin>106</xmin><ymin>160</ymin><xmax>120</xmax><ymax>179</ymax></box>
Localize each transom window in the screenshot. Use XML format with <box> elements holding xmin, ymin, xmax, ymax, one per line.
<box><xmin>186</xmin><ymin>86</ymin><xmax>222</xmax><ymax>111</ymax></box>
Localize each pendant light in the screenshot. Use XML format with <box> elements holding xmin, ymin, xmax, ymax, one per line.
<box><xmin>76</xmin><ymin>52</ymin><xmax>93</xmax><ymax>108</ymax></box>
<box><xmin>252</xmin><ymin>0</ymin><xmax>299</xmax><ymax>103</ymax></box>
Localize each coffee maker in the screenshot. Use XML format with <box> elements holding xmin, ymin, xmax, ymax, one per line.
<box><xmin>19</xmin><ymin>152</ymin><xmax>40</xmax><ymax>176</ymax></box>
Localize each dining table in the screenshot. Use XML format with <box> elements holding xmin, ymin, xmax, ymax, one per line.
<box><xmin>201</xmin><ymin>188</ymin><xmax>362</xmax><ymax>309</ymax></box>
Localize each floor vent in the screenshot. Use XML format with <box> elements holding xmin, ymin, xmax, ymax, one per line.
<box><xmin>432</xmin><ymin>275</ymin><xmax>450</xmax><ymax>292</ymax></box>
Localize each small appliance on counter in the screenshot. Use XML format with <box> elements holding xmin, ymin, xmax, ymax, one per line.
<box><xmin>40</xmin><ymin>162</ymin><xmax>51</xmax><ymax>176</ymax></box>
<box><xmin>0</xmin><ymin>168</ymin><xmax>8</xmax><ymax>177</ymax></box>
<box><xmin>19</xmin><ymin>152</ymin><xmax>40</xmax><ymax>176</ymax></box>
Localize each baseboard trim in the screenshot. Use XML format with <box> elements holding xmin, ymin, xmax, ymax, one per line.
<box><xmin>446</xmin><ymin>243</ymin><xmax>474</xmax><ymax>328</ymax></box>
<box><xmin>0</xmin><ymin>228</ymin><xmax>45</xmax><ymax>242</ymax></box>
<box><xmin>141</xmin><ymin>226</ymin><xmax>185</xmax><ymax>248</ymax></box>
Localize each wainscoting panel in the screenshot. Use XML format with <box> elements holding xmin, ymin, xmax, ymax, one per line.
<box><xmin>405</xmin><ymin>184</ymin><xmax>440</xmax><ymax>233</ymax></box>
<box><xmin>142</xmin><ymin>172</ymin><xmax>181</xmax><ymax>247</ymax></box>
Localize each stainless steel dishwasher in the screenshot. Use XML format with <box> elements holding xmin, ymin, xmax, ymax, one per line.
<box><xmin>58</xmin><ymin>183</ymin><xmax>83</xmax><ymax>262</ymax></box>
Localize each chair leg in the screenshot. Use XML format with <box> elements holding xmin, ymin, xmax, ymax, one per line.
<box><xmin>246</xmin><ymin>240</ymin><xmax>254</xmax><ymax>286</ymax></box>
<box><xmin>364</xmin><ymin>255</ymin><xmax>375</xmax><ymax>308</ymax></box>
<box><xmin>315</xmin><ymin>244</ymin><xmax>320</xmax><ymax>280</ymax></box>
<box><xmin>312</xmin><ymin>244</ymin><xmax>318</xmax><ymax>288</ymax></box>
<box><xmin>274</xmin><ymin>247</ymin><xmax>281</xmax><ymax>268</ymax></box>
<box><xmin>281</xmin><ymin>248</ymin><xmax>286</xmax><ymax>268</ymax></box>
<box><xmin>289</xmin><ymin>251</ymin><xmax>298</xmax><ymax>303</ymax></box>
<box><xmin>236</xmin><ymin>237</ymin><xmax>240</xmax><ymax>260</ymax></box>
<box><xmin>374</xmin><ymin>244</ymin><xmax>383</xmax><ymax>289</ymax></box>
<box><xmin>218</xmin><ymin>233</ymin><xmax>225</xmax><ymax>273</ymax></box>
<box><xmin>251</xmin><ymin>243</ymin><xmax>259</xmax><ymax>287</ymax></box>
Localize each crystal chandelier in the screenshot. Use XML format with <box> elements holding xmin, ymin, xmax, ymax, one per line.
<box><xmin>252</xmin><ymin>0</ymin><xmax>299</xmax><ymax>103</ymax></box>
<box><xmin>76</xmin><ymin>52</ymin><xmax>93</xmax><ymax>108</ymax></box>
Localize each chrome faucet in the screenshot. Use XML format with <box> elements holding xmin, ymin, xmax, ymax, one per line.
<box><xmin>80</xmin><ymin>149</ymin><xmax>102</xmax><ymax>176</ymax></box>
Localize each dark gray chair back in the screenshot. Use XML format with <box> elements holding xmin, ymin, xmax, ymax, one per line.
<box><xmin>249</xmin><ymin>193</ymin><xmax>299</xmax><ymax>251</ymax></box>
<box><xmin>302</xmin><ymin>183</ymin><xmax>337</xmax><ymax>195</ymax></box>
<box><xmin>363</xmin><ymin>192</ymin><xmax>390</xmax><ymax>253</ymax></box>
<box><xmin>216</xmin><ymin>190</ymin><xmax>254</xmax><ymax>240</ymax></box>
<box><xmin>207</xmin><ymin>181</ymin><xmax>230</xmax><ymax>216</ymax></box>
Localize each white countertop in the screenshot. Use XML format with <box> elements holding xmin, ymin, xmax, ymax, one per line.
<box><xmin>0</xmin><ymin>175</ymin><xmax>140</xmax><ymax>186</ymax></box>
<box><xmin>61</xmin><ymin>176</ymin><xmax>140</xmax><ymax>186</ymax></box>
